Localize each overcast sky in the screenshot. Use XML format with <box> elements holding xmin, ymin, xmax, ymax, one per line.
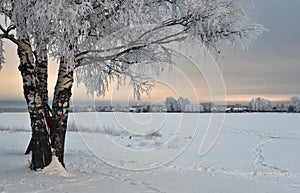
<box><xmin>0</xmin><ymin>0</ymin><xmax>299</xmax><ymax>104</ymax></box>
<box><xmin>222</xmin><ymin>0</ymin><xmax>300</xmax><ymax>103</ymax></box>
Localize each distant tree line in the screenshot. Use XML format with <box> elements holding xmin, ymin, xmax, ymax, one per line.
<box><xmin>165</xmin><ymin>97</ymin><xmax>205</xmax><ymax>112</ymax></box>
<box><xmin>164</xmin><ymin>96</ymin><xmax>300</xmax><ymax>113</ymax></box>
<box><xmin>92</xmin><ymin>95</ymin><xmax>300</xmax><ymax>113</ymax></box>
<box><xmin>248</xmin><ymin>96</ymin><xmax>300</xmax><ymax>113</ymax></box>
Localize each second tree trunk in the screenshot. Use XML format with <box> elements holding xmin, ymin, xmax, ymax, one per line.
<box><xmin>50</xmin><ymin>58</ymin><xmax>74</xmax><ymax>167</ymax></box>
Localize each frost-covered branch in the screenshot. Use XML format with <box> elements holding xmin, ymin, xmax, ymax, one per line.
<box><xmin>0</xmin><ymin>1</ymin><xmax>12</xmax><ymax>18</ymax></box>
<box><xmin>71</xmin><ymin>0</ymin><xmax>266</xmax><ymax>98</ymax></box>
<box><xmin>0</xmin><ymin>23</ymin><xmax>20</xmax><ymax>69</ymax></box>
<box><xmin>0</xmin><ymin>24</ymin><xmax>17</xmax><ymax>42</ymax></box>
<box><xmin>75</xmin><ymin>27</ymin><xmax>186</xmax><ymax>68</ymax></box>
<box><xmin>0</xmin><ymin>39</ymin><xmax>5</xmax><ymax>70</ymax></box>
<box><xmin>75</xmin><ymin>44</ymin><xmax>146</xmax><ymax>68</ymax></box>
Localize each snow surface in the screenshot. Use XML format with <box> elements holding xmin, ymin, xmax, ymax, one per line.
<box><xmin>0</xmin><ymin>112</ymin><xmax>300</xmax><ymax>193</ymax></box>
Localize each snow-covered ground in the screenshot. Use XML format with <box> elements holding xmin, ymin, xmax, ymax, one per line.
<box><xmin>0</xmin><ymin>112</ymin><xmax>299</xmax><ymax>193</ymax></box>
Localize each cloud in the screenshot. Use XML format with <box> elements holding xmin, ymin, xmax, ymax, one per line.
<box><xmin>221</xmin><ymin>0</ymin><xmax>300</xmax><ymax>100</ymax></box>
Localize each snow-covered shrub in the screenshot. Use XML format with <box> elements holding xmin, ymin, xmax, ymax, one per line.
<box><xmin>291</xmin><ymin>96</ymin><xmax>299</xmax><ymax>106</ymax></box>
<box><xmin>248</xmin><ymin>97</ymin><xmax>273</xmax><ymax>112</ymax></box>
<box><xmin>295</xmin><ymin>100</ymin><xmax>300</xmax><ymax>113</ymax></box>
<box><xmin>165</xmin><ymin>97</ymin><xmax>181</xmax><ymax>112</ymax></box>
<box><xmin>287</xmin><ymin>96</ymin><xmax>300</xmax><ymax>113</ymax></box>
<box><xmin>177</xmin><ymin>97</ymin><xmax>192</xmax><ymax>112</ymax></box>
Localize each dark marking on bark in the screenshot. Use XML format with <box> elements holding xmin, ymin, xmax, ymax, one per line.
<box><xmin>17</xmin><ymin>40</ymin><xmax>52</xmax><ymax>170</ymax></box>
<box><xmin>51</xmin><ymin>58</ymin><xmax>74</xmax><ymax>167</ymax></box>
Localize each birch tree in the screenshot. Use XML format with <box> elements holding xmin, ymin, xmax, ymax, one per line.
<box><xmin>1</xmin><ymin>0</ymin><xmax>265</xmax><ymax>169</ymax></box>
<box><xmin>1</xmin><ymin>0</ymin><xmax>52</xmax><ymax>169</ymax></box>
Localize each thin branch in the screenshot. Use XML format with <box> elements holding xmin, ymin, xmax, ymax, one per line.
<box><xmin>75</xmin><ymin>28</ymin><xmax>187</xmax><ymax>63</ymax></box>
<box><xmin>0</xmin><ymin>25</ymin><xmax>6</xmax><ymax>33</ymax></box>
<box><xmin>7</xmin><ymin>25</ymin><xmax>16</xmax><ymax>33</ymax></box>
<box><xmin>75</xmin><ymin>16</ymin><xmax>191</xmax><ymax>59</ymax></box>
<box><xmin>0</xmin><ymin>24</ymin><xmax>19</xmax><ymax>45</ymax></box>
<box><xmin>103</xmin><ymin>61</ymin><xmax>122</xmax><ymax>74</ymax></box>
<box><xmin>75</xmin><ymin>44</ymin><xmax>146</xmax><ymax>68</ymax></box>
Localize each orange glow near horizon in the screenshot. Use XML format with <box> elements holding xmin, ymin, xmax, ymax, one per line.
<box><xmin>0</xmin><ymin>43</ymin><xmax>294</xmax><ymax>105</ymax></box>
<box><xmin>0</xmin><ymin>42</ymin><xmax>294</xmax><ymax>105</ymax></box>
<box><xmin>225</xmin><ymin>94</ymin><xmax>292</xmax><ymax>105</ymax></box>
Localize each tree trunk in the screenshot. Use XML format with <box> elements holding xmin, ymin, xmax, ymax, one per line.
<box><xmin>35</xmin><ymin>39</ymin><xmax>49</xmax><ymax>115</ymax></box>
<box><xmin>17</xmin><ymin>39</ymin><xmax>52</xmax><ymax>170</ymax></box>
<box><xmin>50</xmin><ymin>58</ymin><xmax>74</xmax><ymax>167</ymax></box>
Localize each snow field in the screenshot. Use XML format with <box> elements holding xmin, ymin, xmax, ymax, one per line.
<box><xmin>0</xmin><ymin>113</ymin><xmax>299</xmax><ymax>193</ymax></box>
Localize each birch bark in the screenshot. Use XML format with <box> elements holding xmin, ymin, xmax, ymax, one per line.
<box><xmin>51</xmin><ymin>58</ymin><xmax>74</xmax><ymax>167</ymax></box>
<box><xmin>17</xmin><ymin>38</ymin><xmax>52</xmax><ymax>170</ymax></box>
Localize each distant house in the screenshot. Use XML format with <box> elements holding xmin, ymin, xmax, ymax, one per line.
<box><xmin>226</xmin><ymin>105</ymin><xmax>249</xmax><ymax>113</ymax></box>
<box><xmin>129</xmin><ymin>107</ymin><xmax>137</xmax><ymax>112</ymax></box>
